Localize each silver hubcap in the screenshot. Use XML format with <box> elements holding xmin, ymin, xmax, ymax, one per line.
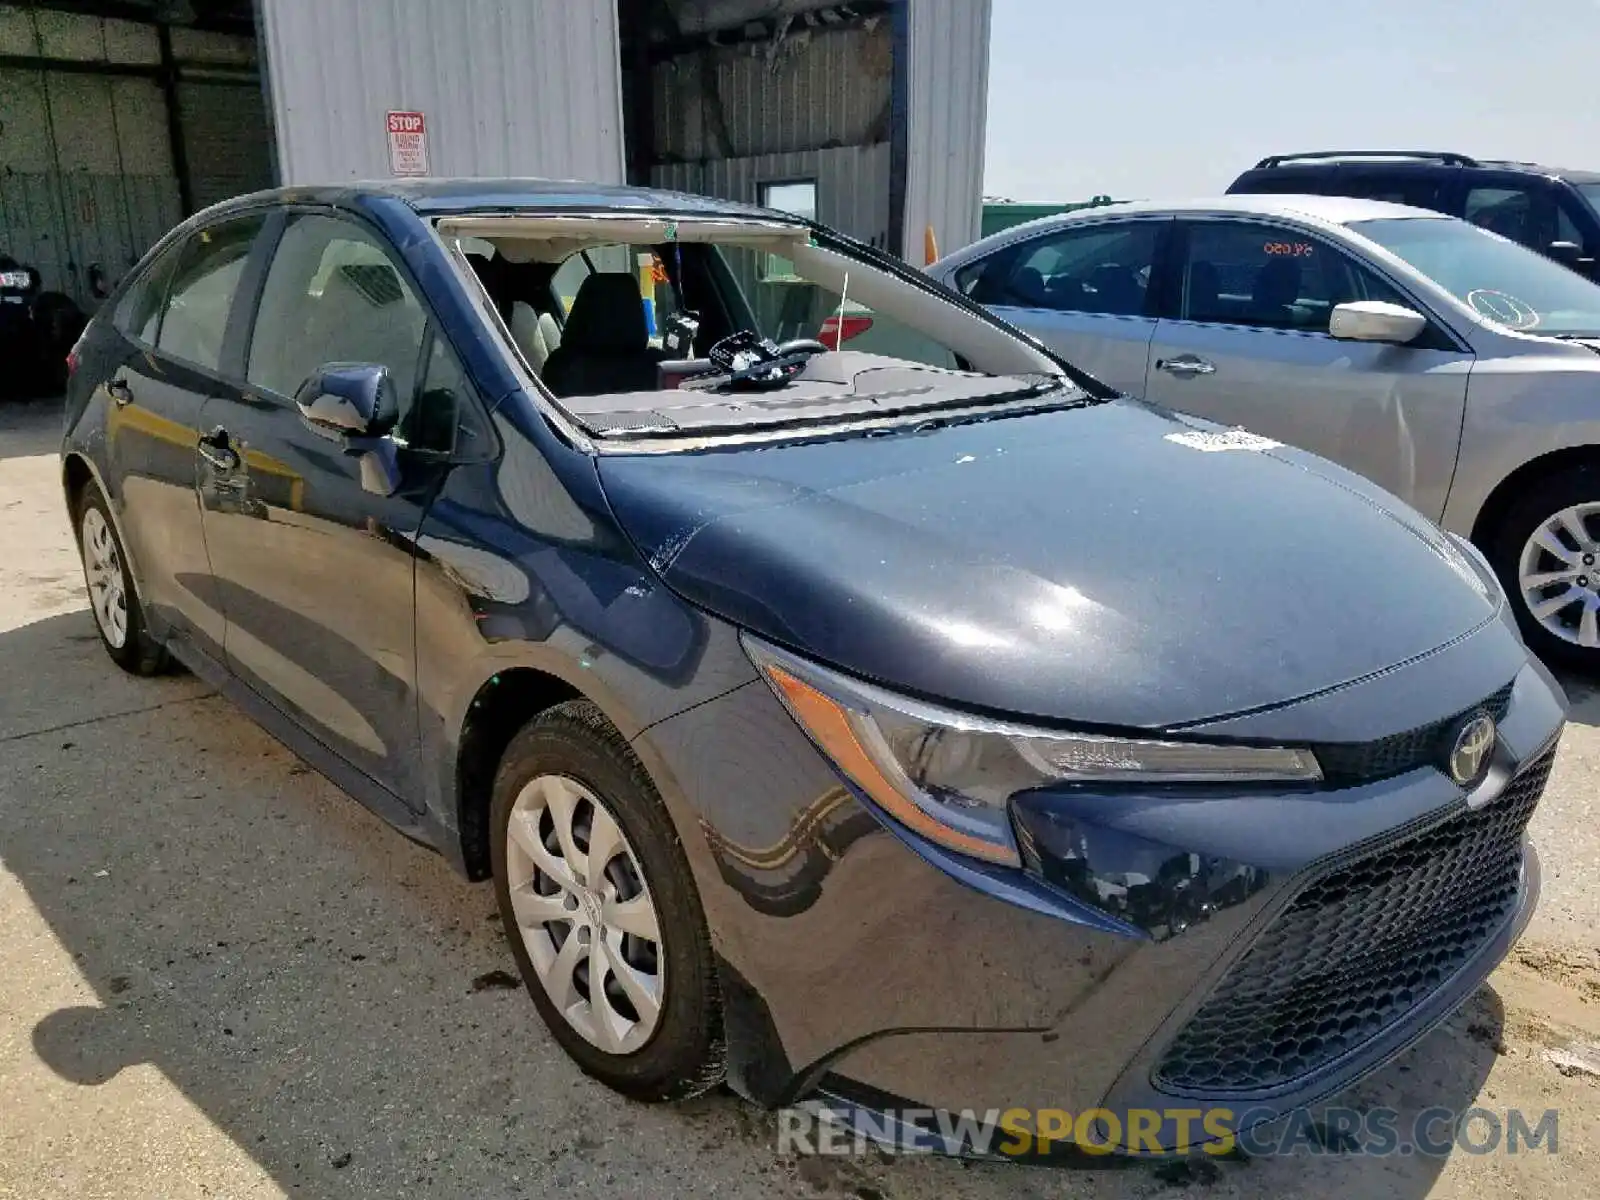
<box><xmin>80</xmin><ymin>507</ymin><xmax>129</xmax><ymax>649</ymax></box>
<box><xmin>506</xmin><ymin>775</ymin><xmax>664</xmax><ymax>1054</ymax></box>
<box><xmin>1518</xmin><ymin>502</ymin><xmax>1600</xmax><ymax>649</ymax></box>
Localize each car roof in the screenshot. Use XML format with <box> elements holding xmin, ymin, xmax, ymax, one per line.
<box><xmin>1092</xmin><ymin>195</ymin><xmax>1427</xmax><ymax>223</ymax></box>
<box><xmin>929</xmin><ymin>195</ymin><xmax>1445</xmax><ymax>271</ymax></box>
<box><xmin>1478</xmin><ymin>161</ymin><xmax>1600</xmax><ymax>184</ymax></box>
<box><xmin>1243</xmin><ymin>158</ymin><xmax>1600</xmax><ymax>185</ymax></box>
<box><xmin>211</xmin><ymin>177</ymin><xmax>800</xmax><ymax>222</ymax></box>
<box><xmin>964</xmin><ymin>194</ymin><xmax>1436</xmax><ymax>241</ymax></box>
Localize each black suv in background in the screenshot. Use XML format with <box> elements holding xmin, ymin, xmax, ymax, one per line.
<box><xmin>1229</xmin><ymin>151</ymin><xmax>1600</xmax><ymax>280</ymax></box>
<box><xmin>0</xmin><ymin>252</ymin><xmax>87</xmax><ymax>399</ymax></box>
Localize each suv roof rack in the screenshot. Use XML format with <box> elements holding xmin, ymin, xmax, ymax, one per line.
<box><xmin>1253</xmin><ymin>150</ymin><xmax>1480</xmax><ymax>169</ymax></box>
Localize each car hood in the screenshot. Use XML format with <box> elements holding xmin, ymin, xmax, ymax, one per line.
<box><xmin>596</xmin><ymin>399</ymin><xmax>1499</xmax><ymax>729</ymax></box>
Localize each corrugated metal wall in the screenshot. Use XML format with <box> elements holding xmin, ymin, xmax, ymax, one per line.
<box><xmin>903</xmin><ymin>0</ymin><xmax>991</xmax><ymax>260</ymax></box>
<box><xmin>646</xmin><ymin>17</ymin><xmax>892</xmax><ymax>246</ymax></box>
<box><xmin>170</xmin><ymin>25</ymin><xmax>274</xmax><ymax>211</ymax></box>
<box><xmin>177</xmin><ymin>80</ymin><xmax>275</xmax><ymax>209</ymax></box>
<box><xmin>653</xmin><ymin>144</ymin><xmax>890</xmax><ymax>248</ymax></box>
<box><xmin>0</xmin><ymin>7</ymin><xmax>182</xmax><ymax>304</ymax></box>
<box><xmin>651</xmin><ymin>22</ymin><xmax>890</xmax><ymax>163</ymax></box>
<box><xmin>257</xmin><ymin>0</ymin><xmax>626</xmax><ymax>186</ymax></box>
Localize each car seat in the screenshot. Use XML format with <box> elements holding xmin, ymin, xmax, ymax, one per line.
<box><xmin>510</xmin><ymin>301</ymin><xmax>553</xmax><ymax>372</ymax></box>
<box><xmin>1086</xmin><ymin>263</ymin><xmax>1143</xmax><ymax>315</ymax></box>
<box><xmin>1010</xmin><ymin>266</ymin><xmax>1051</xmax><ymax>307</ymax></box>
<box><xmin>541</xmin><ymin>274</ymin><xmax>664</xmax><ymax>397</ymax></box>
<box><xmin>1250</xmin><ymin>259</ymin><xmax>1302</xmax><ymax>327</ymax></box>
<box><xmin>1186</xmin><ymin>261</ymin><xmax>1222</xmax><ymax>321</ymax></box>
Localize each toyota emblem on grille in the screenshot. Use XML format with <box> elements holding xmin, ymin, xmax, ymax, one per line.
<box><xmin>1448</xmin><ymin>713</ymin><xmax>1496</xmax><ymax>788</ymax></box>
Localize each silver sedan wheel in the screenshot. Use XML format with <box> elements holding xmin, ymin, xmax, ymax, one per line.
<box><xmin>505</xmin><ymin>774</ymin><xmax>664</xmax><ymax>1054</ymax></box>
<box><xmin>1518</xmin><ymin>501</ymin><xmax>1600</xmax><ymax>648</ymax></box>
<box><xmin>80</xmin><ymin>507</ymin><xmax>129</xmax><ymax>649</ymax></box>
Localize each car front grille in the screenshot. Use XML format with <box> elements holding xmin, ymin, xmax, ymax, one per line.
<box><xmin>1153</xmin><ymin>741</ymin><xmax>1554</xmax><ymax>1097</ymax></box>
<box><xmin>1312</xmin><ymin>681</ymin><xmax>1515</xmax><ymax>784</ymax></box>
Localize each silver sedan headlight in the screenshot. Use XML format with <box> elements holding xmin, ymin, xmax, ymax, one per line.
<box><xmin>744</xmin><ymin>636</ymin><xmax>1322</xmax><ymax>867</ymax></box>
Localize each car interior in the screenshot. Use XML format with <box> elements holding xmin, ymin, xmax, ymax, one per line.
<box><xmin>446</xmin><ymin>217</ymin><xmax>1063</xmax><ymax>438</ymax></box>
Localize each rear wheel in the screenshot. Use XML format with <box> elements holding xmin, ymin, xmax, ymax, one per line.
<box><xmin>490</xmin><ymin>700</ymin><xmax>724</xmax><ymax>1101</ymax></box>
<box><xmin>75</xmin><ymin>481</ymin><xmax>169</xmax><ymax>675</ymax></box>
<box><xmin>1489</xmin><ymin>464</ymin><xmax>1600</xmax><ymax>671</ymax></box>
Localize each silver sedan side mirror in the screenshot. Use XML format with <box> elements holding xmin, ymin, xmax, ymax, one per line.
<box><xmin>1329</xmin><ymin>301</ymin><xmax>1427</xmax><ymax>345</ymax></box>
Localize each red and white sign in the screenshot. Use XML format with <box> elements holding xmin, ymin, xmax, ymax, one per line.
<box><xmin>386</xmin><ymin>110</ymin><xmax>429</xmax><ymax>176</ymax></box>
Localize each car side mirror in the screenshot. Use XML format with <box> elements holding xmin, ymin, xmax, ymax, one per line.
<box><xmin>294</xmin><ymin>362</ymin><xmax>403</xmax><ymax>496</ymax></box>
<box><xmin>1549</xmin><ymin>240</ymin><xmax>1583</xmax><ymax>265</ymax></box>
<box><xmin>295</xmin><ymin>362</ymin><xmax>399</xmax><ymax>437</ymax></box>
<box><xmin>1328</xmin><ymin>301</ymin><xmax>1427</xmax><ymax>345</ymax></box>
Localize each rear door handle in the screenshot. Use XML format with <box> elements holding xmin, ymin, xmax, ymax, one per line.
<box><xmin>107</xmin><ymin>377</ymin><xmax>133</xmax><ymax>406</ymax></box>
<box><xmin>1155</xmin><ymin>355</ymin><xmax>1217</xmax><ymax>377</ymax></box>
<box><xmin>197</xmin><ymin>427</ymin><xmax>241</xmax><ymax>472</ymax></box>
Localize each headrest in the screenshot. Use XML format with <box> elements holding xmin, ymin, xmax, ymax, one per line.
<box><xmin>561</xmin><ymin>273</ymin><xmax>648</xmax><ymax>353</ymax></box>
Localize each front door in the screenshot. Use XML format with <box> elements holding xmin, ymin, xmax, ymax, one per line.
<box><xmin>196</xmin><ymin>210</ymin><xmax>445</xmax><ymax>804</ymax></box>
<box><xmin>1143</xmin><ymin>219</ymin><xmax>1474</xmax><ymax>521</ymax></box>
<box><xmin>102</xmin><ymin>214</ymin><xmax>264</xmax><ymax>662</ymax></box>
<box><xmin>961</xmin><ymin>218</ymin><xmax>1168</xmax><ymax>396</ymax></box>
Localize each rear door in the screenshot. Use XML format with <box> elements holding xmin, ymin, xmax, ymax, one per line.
<box><xmin>1143</xmin><ymin>217</ymin><xmax>1473</xmax><ymax>520</ymax></box>
<box><xmin>952</xmin><ymin>218</ymin><xmax>1169</xmax><ymax>395</ymax></box>
<box><xmin>196</xmin><ymin>208</ymin><xmax>452</xmax><ymax>806</ymax></box>
<box><xmin>101</xmin><ymin>214</ymin><xmax>265</xmax><ymax>664</ymax></box>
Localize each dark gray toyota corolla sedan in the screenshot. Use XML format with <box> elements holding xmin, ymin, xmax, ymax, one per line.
<box><xmin>59</xmin><ymin>180</ymin><xmax>1565</xmax><ymax>1156</ymax></box>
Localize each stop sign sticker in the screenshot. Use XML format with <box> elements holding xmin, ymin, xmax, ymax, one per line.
<box><xmin>386</xmin><ymin>110</ymin><xmax>429</xmax><ymax>176</ymax></box>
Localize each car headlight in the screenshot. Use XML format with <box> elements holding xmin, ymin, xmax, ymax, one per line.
<box><xmin>743</xmin><ymin>635</ymin><xmax>1322</xmax><ymax>868</ymax></box>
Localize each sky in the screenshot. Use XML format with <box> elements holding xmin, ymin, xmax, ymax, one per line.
<box><xmin>982</xmin><ymin>0</ymin><xmax>1600</xmax><ymax>203</ymax></box>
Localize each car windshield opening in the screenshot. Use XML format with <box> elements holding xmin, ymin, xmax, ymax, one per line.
<box><xmin>1350</xmin><ymin>216</ymin><xmax>1600</xmax><ymax>338</ymax></box>
<box><xmin>445</xmin><ymin>217</ymin><xmax>1082</xmax><ymax>440</ymax></box>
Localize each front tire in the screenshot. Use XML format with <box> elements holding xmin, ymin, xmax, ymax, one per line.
<box><xmin>74</xmin><ymin>481</ymin><xmax>170</xmax><ymax>675</ymax></box>
<box><xmin>1489</xmin><ymin>464</ymin><xmax>1600</xmax><ymax>671</ymax></box>
<box><xmin>490</xmin><ymin>700</ymin><xmax>724</xmax><ymax>1101</ymax></box>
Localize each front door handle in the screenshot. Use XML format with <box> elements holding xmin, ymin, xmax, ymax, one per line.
<box><xmin>107</xmin><ymin>376</ymin><xmax>133</xmax><ymax>406</ymax></box>
<box><xmin>1155</xmin><ymin>355</ymin><xmax>1217</xmax><ymax>377</ymax></box>
<box><xmin>197</xmin><ymin>427</ymin><xmax>241</xmax><ymax>472</ymax></box>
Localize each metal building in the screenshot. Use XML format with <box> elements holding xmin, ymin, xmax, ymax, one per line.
<box><xmin>0</xmin><ymin>0</ymin><xmax>992</xmax><ymax>310</ymax></box>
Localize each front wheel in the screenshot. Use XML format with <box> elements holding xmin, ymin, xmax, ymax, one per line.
<box><xmin>1489</xmin><ymin>464</ymin><xmax>1600</xmax><ymax>671</ymax></box>
<box><xmin>489</xmin><ymin>700</ymin><xmax>724</xmax><ymax>1101</ymax></box>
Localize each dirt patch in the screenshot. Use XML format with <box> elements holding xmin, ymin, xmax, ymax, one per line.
<box><xmin>1512</xmin><ymin>942</ymin><xmax>1600</xmax><ymax>1003</ymax></box>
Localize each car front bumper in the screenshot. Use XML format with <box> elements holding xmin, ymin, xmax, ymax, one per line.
<box><xmin>637</xmin><ymin>627</ymin><xmax>1566</xmax><ymax>1155</ymax></box>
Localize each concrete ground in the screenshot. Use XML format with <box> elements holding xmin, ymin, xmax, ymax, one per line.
<box><xmin>1</xmin><ymin>397</ymin><xmax>1597</xmax><ymax>1199</ymax></box>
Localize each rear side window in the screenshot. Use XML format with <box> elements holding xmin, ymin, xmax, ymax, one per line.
<box><xmin>1464</xmin><ymin>185</ymin><xmax>1556</xmax><ymax>250</ymax></box>
<box><xmin>1339</xmin><ymin>173</ymin><xmax>1445</xmax><ymax>212</ymax></box>
<box><xmin>114</xmin><ymin>244</ymin><xmax>181</xmax><ymax>345</ymax></box>
<box><xmin>1179</xmin><ymin>221</ymin><xmax>1406</xmax><ymax>331</ymax></box>
<box><xmin>958</xmin><ymin>221</ymin><xmax>1162</xmax><ymax>317</ymax></box>
<box><xmin>146</xmin><ymin>216</ymin><xmax>264</xmax><ymax>368</ymax></box>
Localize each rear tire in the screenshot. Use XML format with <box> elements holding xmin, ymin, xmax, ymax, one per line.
<box><xmin>1487</xmin><ymin>464</ymin><xmax>1600</xmax><ymax>672</ymax></box>
<box><xmin>74</xmin><ymin>480</ymin><xmax>170</xmax><ymax>675</ymax></box>
<box><xmin>490</xmin><ymin>699</ymin><xmax>724</xmax><ymax>1101</ymax></box>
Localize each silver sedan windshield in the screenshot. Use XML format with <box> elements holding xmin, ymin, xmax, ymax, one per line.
<box><xmin>1351</xmin><ymin>216</ymin><xmax>1600</xmax><ymax>338</ymax></box>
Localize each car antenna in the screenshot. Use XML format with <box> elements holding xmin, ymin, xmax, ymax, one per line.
<box><xmin>833</xmin><ymin>271</ymin><xmax>849</xmax><ymax>348</ymax></box>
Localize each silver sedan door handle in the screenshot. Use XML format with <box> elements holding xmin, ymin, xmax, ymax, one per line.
<box><xmin>1155</xmin><ymin>355</ymin><xmax>1217</xmax><ymax>377</ymax></box>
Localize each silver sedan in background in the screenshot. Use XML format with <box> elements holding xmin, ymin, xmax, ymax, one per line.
<box><xmin>931</xmin><ymin>196</ymin><xmax>1600</xmax><ymax>670</ymax></box>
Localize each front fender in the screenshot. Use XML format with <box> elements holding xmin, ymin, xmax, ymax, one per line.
<box><xmin>1443</xmin><ymin>355</ymin><xmax>1600</xmax><ymax>537</ymax></box>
